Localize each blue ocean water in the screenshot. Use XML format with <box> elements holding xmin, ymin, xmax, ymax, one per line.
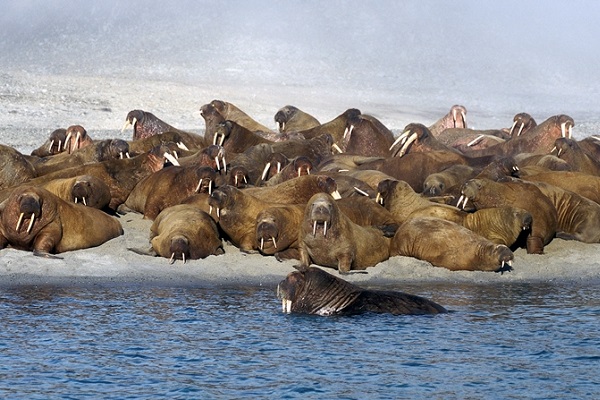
<box><xmin>0</xmin><ymin>282</ymin><xmax>599</xmax><ymax>399</ymax></box>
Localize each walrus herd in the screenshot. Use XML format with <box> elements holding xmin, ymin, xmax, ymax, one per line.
<box><xmin>2</xmin><ymin>100</ymin><xmax>599</xmax><ymax>315</ymax></box>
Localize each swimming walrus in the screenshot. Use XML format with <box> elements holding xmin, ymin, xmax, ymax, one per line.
<box><xmin>297</xmin><ymin>193</ymin><xmax>391</xmax><ymax>274</ymax></box>
<box><xmin>145</xmin><ymin>204</ymin><xmax>224</xmax><ymax>263</ymax></box>
<box><xmin>458</xmin><ymin>178</ymin><xmax>558</xmax><ymax>254</ymax></box>
<box><xmin>277</xmin><ymin>266</ymin><xmax>447</xmax><ymax>315</ymax></box>
<box><xmin>274</xmin><ymin>105</ymin><xmax>320</xmax><ymax>133</ymax></box>
<box><xmin>389</xmin><ymin>217</ymin><xmax>514</xmax><ymax>272</ymax></box>
<box><xmin>0</xmin><ymin>185</ymin><xmax>123</xmax><ymax>256</ymax></box>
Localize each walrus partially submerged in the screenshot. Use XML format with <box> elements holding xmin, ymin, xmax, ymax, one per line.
<box><xmin>277</xmin><ymin>266</ymin><xmax>447</xmax><ymax>316</ymax></box>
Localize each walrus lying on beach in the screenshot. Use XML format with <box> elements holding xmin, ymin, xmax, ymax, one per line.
<box><xmin>277</xmin><ymin>266</ymin><xmax>447</xmax><ymax>315</ymax></box>
<box><xmin>297</xmin><ymin>193</ymin><xmax>391</xmax><ymax>274</ymax></box>
<box><xmin>0</xmin><ymin>186</ymin><xmax>123</xmax><ymax>256</ymax></box>
<box><xmin>390</xmin><ymin>217</ymin><xmax>514</xmax><ymax>272</ymax></box>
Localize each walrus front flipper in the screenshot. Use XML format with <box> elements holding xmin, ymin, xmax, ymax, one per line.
<box><xmin>32</xmin><ymin>249</ymin><xmax>63</xmax><ymax>260</ymax></box>
<box><xmin>127</xmin><ymin>247</ymin><xmax>158</xmax><ymax>257</ymax></box>
<box><xmin>526</xmin><ymin>235</ymin><xmax>544</xmax><ymax>254</ymax></box>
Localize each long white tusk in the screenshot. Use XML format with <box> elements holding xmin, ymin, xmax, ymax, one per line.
<box><xmin>215</xmin><ymin>156</ymin><xmax>221</xmax><ymax>171</ymax></box>
<box><xmin>568</xmin><ymin>125</ymin><xmax>573</xmax><ymax>138</ymax></box>
<box><xmin>222</xmin><ymin>156</ymin><xmax>227</xmax><ymax>173</ymax></box>
<box><xmin>48</xmin><ymin>140</ymin><xmax>55</xmax><ymax>152</ymax></box>
<box><xmin>261</xmin><ymin>162</ymin><xmax>271</xmax><ymax>181</ymax></box>
<box><xmin>272</xmin><ymin>237</ymin><xmax>277</xmax><ymax>249</ymax></box>
<box><xmin>331</xmin><ymin>190</ymin><xmax>342</xmax><ymax>200</ymax></box>
<box><xmin>120</xmin><ymin>152</ymin><xmax>124</xmax><ymax>159</ymax></box>
<box><xmin>212</xmin><ymin>133</ymin><xmax>218</xmax><ymax>145</ymax></box>
<box><xmin>313</xmin><ymin>220</ymin><xmax>317</xmax><ymax>236</ymax></box>
<box><xmin>561</xmin><ymin>122</ymin><xmax>567</xmax><ymax>137</ymax></box>
<box><xmin>517</xmin><ymin>123</ymin><xmax>525</xmax><ymax>136</ymax></box>
<box><xmin>467</xmin><ymin>135</ymin><xmax>485</xmax><ymax>147</ymax></box>
<box><xmin>219</xmin><ymin>134</ymin><xmax>225</xmax><ymax>147</ymax></box>
<box><xmin>260</xmin><ymin>238</ymin><xmax>264</xmax><ymax>251</ymax></box>
<box><xmin>75</xmin><ymin>197</ymin><xmax>78</xmax><ymax>204</ymax></box>
<box><xmin>73</xmin><ymin>131</ymin><xmax>81</xmax><ymax>152</ymax></box>
<box><xmin>216</xmin><ymin>208</ymin><xmax>220</xmax><ymax>219</ymax></box>
<box><xmin>557</xmin><ymin>148</ymin><xmax>563</xmax><ymax>157</ymax></box>
<box><xmin>209</xmin><ymin>205</ymin><xmax>213</xmax><ymax>215</ymax></box>
<box><xmin>177</xmin><ymin>141</ymin><xmax>189</xmax><ymax>151</ymax></box>
<box><xmin>121</xmin><ymin>120</ymin><xmax>131</xmax><ymax>132</ymax></box>
<box><xmin>16</xmin><ymin>213</ymin><xmax>24</xmax><ymax>231</ymax></box>
<box><xmin>163</xmin><ymin>152</ymin><xmax>180</xmax><ymax>166</ymax></box>
<box><xmin>64</xmin><ymin>132</ymin><xmax>72</xmax><ymax>150</ymax></box>
<box><xmin>27</xmin><ymin>214</ymin><xmax>35</xmax><ymax>233</ymax></box>
<box><xmin>457</xmin><ymin>195</ymin><xmax>464</xmax><ymax>208</ymax></box>
<box><xmin>83</xmin><ymin>197</ymin><xmax>87</xmax><ymax>206</ymax></box>
<box><xmin>375</xmin><ymin>193</ymin><xmax>382</xmax><ymax>205</ymax></box>
<box><xmin>57</xmin><ymin>140</ymin><xmax>62</xmax><ymax>152</ymax></box>
<box><xmin>397</xmin><ymin>132</ymin><xmax>418</xmax><ymax>157</ymax></box>
<box><xmin>461</xmin><ymin>111</ymin><xmax>467</xmax><ymax>126</ymax></box>
<box><xmin>297</xmin><ymin>167</ymin><xmax>301</xmax><ymax>177</ymax></box>
<box><xmin>126</xmin><ymin>152</ymin><xmax>131</xmax><ymax>159</ymax></box>
<box><xmin>169</xmin><ymin>253</ymin><xmax>175</xmax><ymax>264</ymax></box>
<box><xmin>173</xmin><ymin>151</ymin><xmax>179</xmax><ymax>159</ymax></box>
<box><xmin>196</xmin><ymin>178</ymin><xmax>203</xmax><ymax>193</ymax></box>
<box><xmin>509</xmin><ymin>120</ymin><xmax>518</xmax><ymax>135</ymax></box>
<box><xmin>344</xmin><ymin>124</ymin><xmax>354</xmax><ymax>139</ymax></box>
<box><xmin>353</xmin><ymin>187</ymin><xmax>369</xmax><ymax>197</ymax></box>
<box><xmin>323</xmin><ymin>221</ymin><xmax>327</xmax><ymax>237</ymax></box>
<box><xmin>208</xmin><ymin>181</ymin><xmax>212</xmax><ymax>195</ymax></box>
<box><xmin>389</xmin><ymin>130</ymin><xmax>410</xmax><ymax>151</ymax></box>
<box><xmin>182</xmin><ymin>253</ymin><xmax>186</xmax><ymax>264</ymax></box>
<box><xmin>276</xmin><ymin>162</ymin><xmax>282</xmax><ymax>174</ymax></box>
<box><xmin>332</xmin><ymin>143</ymin><xmax>343</xmax><ymax>154</ymax></box>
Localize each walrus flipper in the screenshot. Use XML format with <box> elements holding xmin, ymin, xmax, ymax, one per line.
<box><xmin>32</xmin><ymin>249</ymin><xmax>63</xmax><ymax>260</ymax></box>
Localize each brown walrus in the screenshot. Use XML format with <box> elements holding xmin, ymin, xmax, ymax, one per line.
<box><xmin>146</xmin><ymin>204</ymin><xmax>224</xmax><ymax>263</ymax></box>
<box><xmin>122</xmin><ymin>109</ymin><xmax>202</xmax><ymax>144</ymax></box>
<box><xmin>422</xmin><ymin>164</ymin><xmax>478</xmax><ymax>197</ymax></box>
<box><xmin>552</xmin><ymin>137</ymin><xmax>600</xmax><ymax>176</ymax></box>
<box><xmin>41</xmin><ymin>175</ymin><xmax>112</xmax><ymax>210</ymax></box>
<box><xmin>389</xmin><ymin>217</ymin><xmax>514</xmax><ymax>272</ymax></box>
<box><xmin>203</xmin><ymin>99</ymin><xmax>274</xmax><ymax>136</ymax></box>
<box><xmin>339</xmin><ymin>112</ymin><xmax>396</xmax><ymax>157</ymax></box>
<box><xmin>244</xmin><ymin>175</ymin><xmax>342</xmax><ymax>204</ymax></box>
<box><xmin>0</xmin><ymin>144</ymin><xmax>37</xmax><ymax>190</ymax></box>
<box><xmin>212</xmin><ymin>120</ymin><xmax>273</xmax><ymax>154</ymax></box>
<box><xmin>63</xmin><ymin>125</ymin><xmax>94</xmax><ymax>154</ymax></box>
<box><xmin>297</xmin><ymin>193</ymin><xmax>391</xmax><ymax>274</ymax></box>
<box><xmin>277</xmin><ymin>266</ymin><xmax>447</xmax><ymax>315</ymax></box>
<box><xmin>428</xmin><ymin>105</ymin><xmax>468</xmax><ymax>136</ymax></box>
<box><xmin>274</xmin><ymin>105</ymin><xmax>320</xmax><ymax>133</ymax></box>
<box><xmin>519</xmin><ymin>169</ymin><xmax>600</xmax><ymax>204</ymax></box>
<box><xmin>459</xmin><ymin>178</ymin><xmax>558</xmax><ymax>254</ymax></box>
<box><xmin>0</xmin><ymin>186</ymin><xmax>123</xmax><ymax>255</ymax></box>
<box><xmin>124</xmin><ymin>165</ymin><xmax>216</xmax><ymax>220</ymax></box>
<box><xmin>30</xmin><ymin>128</ymin><xmax>68</xmax><ymax>157</ymax></box>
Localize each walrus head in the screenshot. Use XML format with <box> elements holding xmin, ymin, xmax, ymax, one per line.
<box><xmin>492</xmin><ymin>244</ymin><xmax>514</xmax><ymax>273</ymax></box>
<box><xmin>307</xmin><ymin>194</ymin><xmax>336</xmax><ymax>238</ymax></box>
<box><xmin>260</xmin><ymin>152</ymin><xmax>290</xmax><ymax>182</ymax></box>
<box><xmin>208</xmin><ymin>185</ymin><xmax>237</xmax><ymax>219</ymax></box>
<box><xmin>509</xmin><ymin>112</ymin><xmax>536</xmax><ymax>137</ymax></box>
<box><xmin>168</xmin><ymin>235</ymin><xmax>190</xmax><ymax>264</ymax></box>
<box><xmin>274</xmin><ymin>105</ymin><xmax>298</xmax><ymax>132</ymax></box>
<box><xmin>375</xmin><ymin>179</ymin><xmax>402</xmax><ymax>206</ymax></box>
<box><xmin>213</xmin><ymin>120</ymin><xmax>233</xmax><ymax>146</ymax></box>
<box><xmin>389</xmin><ymin>123</ymin><xmax>432</xmax><ymax>157</ymax></box>
<box><xmin>194</xmin><ymin>166</ymin><xmax>217</xmax><ymax>194</ymax></box>
<box><xmin>64</xmin><ymin>125</ymin><xmax>90</xmax><ymax>154</ymax></box>
<box><xmin>12</xmin><ymin>189</ymin><xmax>43</xmax><ymax>235</ymax></box>
<box><xmin>228</xmin><ymin>166</ymin><xmax>250</xmax><ymax>188</ymax></box>
<box><xmin>32</xmin><ymin>128</ymin><xmax>67</xmax><ymax>157</ymax></box>
<box><xmin>457</xmin><ymin>179</ymin><xmax>484</xmax><ymax>210</ymax></box>
<box><xmin>277</xmin><ymin>266</ymin><xmax>360</xmax><ymax>315</ymax></box>
<box><xmin>256</xmin><ymin>215</ymin><xmax>279</xmax><ymax>254</ymax></box>
<box><xmin>552</xmin><ymin>137</ymin><xmax>578</xmax><ymax>159</ymax></box>
<box><xmin>315</xmin><ymin>176</ymin><xmax>341</xmax><ymax>200</ymax></box>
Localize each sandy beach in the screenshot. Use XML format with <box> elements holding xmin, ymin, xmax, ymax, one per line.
<box><xmin>2</xmin><ymin>2</ymin><xmax>600</xmax><ymax>288</ymax></box>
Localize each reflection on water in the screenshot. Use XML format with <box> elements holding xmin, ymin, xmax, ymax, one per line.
<box><xmin>0</xmin><ymin>282</ymin><xmax>599</xmax><ymax>398</ymax></box>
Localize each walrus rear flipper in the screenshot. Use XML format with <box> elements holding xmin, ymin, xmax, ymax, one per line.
<box><xmin>127</xmin><ymin>247</ymin><xmax>158</xmax><ymax>257</ymax></box>
<box><xmin>32</xmin><ymin>249</ymin><xmax>63</xmax><ymax>260</ymax></box>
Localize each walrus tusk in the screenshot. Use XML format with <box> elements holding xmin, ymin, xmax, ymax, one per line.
<box><xmin>215</xmin><ymin>156</ymin><xmax>221</xmax><ymax>171</ymax></box>
<box><xmin>389</xmin><ymin>129</ymin><xmax>411</xmax><ymax>151</ymax></box>
<box><xmin>467</xmin><ymin>135</ymin><xmax>485</xmax><ymax>147</ymax></box>
<box><xmin>375</xmin><ymin>192</ymin><xmax>383</xmax><ymax>205</ymax></box>
<box><xmin>343</xmin><ymin>124</ymin><xmax>354</xmax><ymax>139</ymax></box>
<box><xmin>196</xmin><ymin>178</ymin><xmax>203</xmax><ymax>193</ymax></box>
<box><xmin>182</xmin><ymin>253</ymin><xmax>186</xmax><ymax>264</ymax></box>
<box><xmin>209</xmin><ymin>206</ymin><xmax>213</xmax><ymax>215</ymax></box>
<box><xmin>509</xmin><ymin>120</ymin><xmax>518</xmax><ymax>136</ymax></box>
<box><xmin>331</xmin><ymin>190</ymin><xmax>342</xmax><ymax>200</ymax></box>
<box><xmin>277</xmin><ymin>162</ymin><xmax>282</xmax><ymax>174</ymax></box>
<box><xmin>208</xmin><ymin>180</ymin><xmax>212</xmax><ymax>195</ymax></box>
<box><xmin>243</xmin><ymin>176</ymin><xmax>247</xmax><ymax>183</ymax></box>
<box><xmin>260</xmin><ymin>237</ymin><xmax>264</xmax><ymax>250</ymax></box>
<box><xmin>297</xmin><ymin>167</ymin><xmax>301</xmax><ymax>177</ymax></box>
<box><xmin>561</xmin><ymin>122</ymin><xmax>567</xmax><ymax>137</ymax></box>
<box><xmin>323</xmin><ymin>221</ymin><xmax>327</xmax><ymax>237</ymax></box>
<box><xmin>64</xmin><ymin>131</ymin><xmax>72</xmax><ymax>151</ymax></box>
<box><xmin>332</xmin><ymin>143</ymin><xmax>343</xmax><ymax>154</ymax></box>
<box><xmin>458</xmin><ymin>195</ymin><xmax>469</xmax><ymax>210</ymax></box>
<box><xmin>557</xmin><ymin>148</ymin><xmax>563</xmax><ymax>157</ymax></box>
<box><xmin>517</xmin><ymin>123</ymin><xmax>525</xmax><ymax>136</ymax></box>
<box><xmin>286</xmin><ymin>299</ymin><xmax>292</xmax><ymax>313</ymax></box>
<box><xmin>57</xmin><ymin>140</ymin><xmax>62</xmax><ymax>152</ymax></box>
<box><xmin>272</xmin><ymin>237</ymin><xmax>277</xmax><ymax>249</ymax></box>
<box><xmin>121</xmin><ymin>117</ymin><xmax>135</xmax><ymax>132</ymax></box>
<box><xmin>261</xmin><ymin>162</ymin><xmax>271</xmax><ymax>181</ymax></box>
<box><xmin>216</xmin><ymin>208</ymin><xmax>220</xmax><ymax>219</ymax></box>
<box><xmin>176</xmin><ymin>141</ymin><xmax>189</xmax><ymax>151</ymax></box>
<box><xmin>74</xmin><ymin>197</ymin><xmax>78</xmax><ymax>204</ymax></box>
<box><xmin>126</xmin><ymin>152</ymin><xmax>131</xmax><ymax>159</ymax></box>
<box><xmin>397</xmin><ymin>132</ymin><xmax>418</xmax><ymax>157</ymax></box>
<box><xmin>73</xmin><ymin>131</ymin><xmax>81</xmax><ymax>152</ymax></box>
<box><xmin>222</xmin><ymin>156</ymin><xmax>227</xmax><ymax>173</ymax></box>
<box><xmin>550</xmin><ymin>146</ymin><xmax>557</xmax><ymax>154</ymax></box>
<box><xmin>163</xmin><ymin>152</ymin><xmax>180</xmax><ymax>166</ymax></box>
<box><xmin>169</xmin><ymin>253</ymin><xmax>176</xmax><ymax>264</ymax></box>
<box><xmin>568</xmin><ymin>125</ymin><xmax>573</xmax><ymax>138</ymax></box>
<box><xmin>83</xmin><ymin>197</ymin><xmax>87</xmax><ymax>206</ymax></box>
<box><xmin>313</xmin><ymin>221</ymin><xmax>317</xmax><ymax>236</ymax></box>
<box><xmin>16</xmin><ymin>212</ymin><xmax>24</xmax><ymax>231</ymax></box>
<box><xmin>48</xmin><ymin>140</ymin><xmax>55</xmax><ymax>152</ymax></box>
<box><xmin>173</xmin><ymin>151</ymin><xmax>179</xmax><ymax>159</ymax></box>
<box><xmin>119</xmin><ymin>152</ymin><xmax>124</xmax><ymax>159</ymax></box>
<box><xmin>353</xmin><ymin>187</ymin><xmax>369</xmax><ymax>197</ymax></box>
<box><xmin>27</xmin><ymin>214</ymin><xmax>35</xmax><ymax>233</ymax></box>
<box><xmin>234</xmin><ymin>175</ymin><xmax>239</xmax><ymax>187</ymax></box>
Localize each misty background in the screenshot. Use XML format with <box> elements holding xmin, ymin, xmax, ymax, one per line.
<box><xmin>1</xmin><ymin>0</ymin><xmax>599</xmax><ymax>135</ymax></box>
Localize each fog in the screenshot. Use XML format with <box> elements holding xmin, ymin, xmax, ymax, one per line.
<box><xmin>1</xmin><ymin>0</ymin><xmax>599</xmax><ymax>131</ymax></box>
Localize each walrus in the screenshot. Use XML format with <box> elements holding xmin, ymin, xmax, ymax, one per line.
<box><xmin>428</xmin><ymin>105</ymin><xmax>468</xmax><ymax>136</ymax></box>
<box><xmin>121</xmin><ymin>109</ymin><xmax>198</xmax><ymax>143</ymax></box>
<box><xmin>212</xmin><ymin>120</ymin><xmax>273</xmax><ymax>154</ymax></box>
<box><xmin>143</xmin><ymin>204</ymin><xmax>224</xmax><ymax>263</ymax></box>
<box><xmin>274</xmin><ymin>105</ymin><xmax>320</xmax><ymax>133</ymax></box>
<box><xmin>458</xmin><ymin>178</ymin><xmax>558</xmax><ymax>254</ymax></box>
<box><xmin>519</xmin><ymin>169</ymin><xmax>600</xmax><ymax>204</ymax></box>
<box><xmin>124</xmin><ymin>164</ymin><xmax>216</xmax><ymax>220</ymax></box>
<box><xmin>256</xmin><ymin>196</ymin><xmax>397</xmax><ymax>260</ymax></box>
<box><xmin>0</xmin><ymin>186</ymin><xmax>123</xmax><ymax>255</ymax></box>
<box><xmin>0</xmin><ymin>144</ymin><xmax>37</xmax><ymax>190</ymax></box>
<box><xmin>297</xmin><ymin>108</ymin><xmax>361</xmax><ymax>142</ymax></box>
<box><xmin>41</xmin><ymin>175</ymin><xmax>112</xmax><ymax>210</ymax></box>
<box><xmin>203</xmin><ymin>99</ymin><xmax>274</xmax><ymax>136</ymax></box>
<box><xmin>297</xmin><ymin>193</ymin><xmax>391</xmax><ymax>274</ymax></box>
<box><xmin>126</xmin><ymin>130</ymin><xmax>206</xmax><ymax>156</ymax></box>
<box><xmin>508</xmin><ymin>112</ymin><xmax>537</xmax><ymax>137</ymax></box>
<box><xmin>461</xmin><ymin>206</ymin><xmax>532</xmax><ymax>248</ymax></box>
<box><xmin>552</xmin><ymin>137</ymin><xmax>600</xmax><ymax>176</ymax></box>
<box><xmin>30</xmin><ymin>128</ymin><xmax>68</xmax><ymax>157</ymax></box>
<box><xmin>339</xmin><ymin>112</ymin><xmax>396</xmax><ymax>157</ymax></box>
<box><xmin>422</xmin><ymin>164</ymin><xmax>478</xmax><ymax>197</ymax></box>
<box><xmin>277</xmin><ymin>266</ymin><xmax>447</xmax><ymax>315</ymax></box>
<box><xmin>244</xmin><ymin>175</ymin><xmax>341</xmax><ymax>204</ymax></box>
<box><xmin>255</xmin><ymin>152</ymin><xmax>290</xmax><ymax>185</ymax></box>
<box><xmin>22</xmin><ymin>144</ymin><xmax>178</xmax><ymax>211</ymax></box>
<box><xmin>389</xmin><ymin>217</ymin><xmax>514</xmax><ymax>272</ymax></box>
<box><xmin>63</xmin><ymin>125</ymin><xmax>94</xmax><ymax>154</ymax></box>
<box><xmin>31</xmin><ymin>138</ymin><xmax>131</xmax><ymax>177</ymax></box>
<box><xmin>262</xmin><ymin>156</ymin><xmax>313</xmax><ymax>187</ymax></box>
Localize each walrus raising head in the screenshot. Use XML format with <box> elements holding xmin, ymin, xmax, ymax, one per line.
<box><xmin>308</xmin><ymin>194</ymin><xmax>334</xmax><ymax>238</ymax></box>
<box><xmin>277</xmin><ymin>266</ymin><xmax>447</xmax><ymax>316</ymax></box>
